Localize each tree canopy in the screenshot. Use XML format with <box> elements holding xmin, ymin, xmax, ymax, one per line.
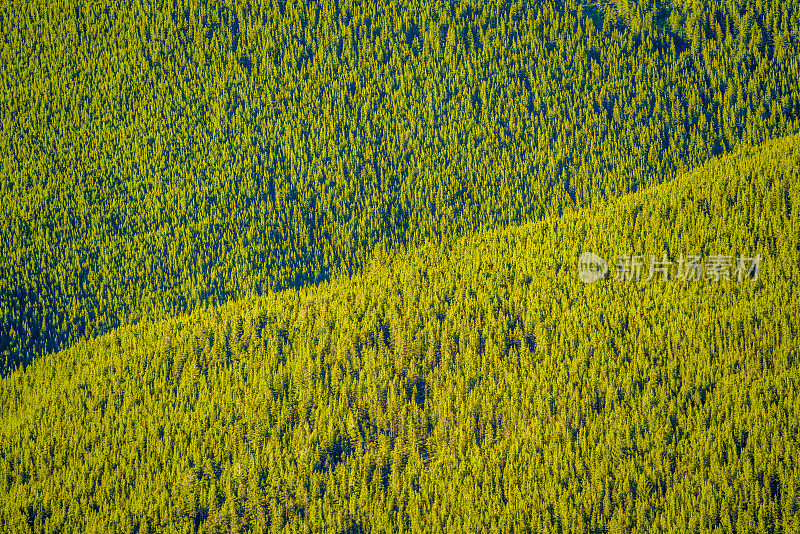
<box><xmin>1</xmin><ymin>134</ymin><xmax>798</xmax><ymax>532</ymax></box>
<box><xmin>2</xmin><ymin>0</ymin><xmax>799</xmax><ymax>371</ymax></box>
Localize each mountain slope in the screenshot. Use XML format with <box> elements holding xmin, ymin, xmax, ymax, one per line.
<box><xmin>1</xmin><ymin>134</ymin><xmax>799</xmax><ymax>532</ymax></box>
<box><xmin>3</xmin><ymin>0</ymin><xmax>800</xmax><ymax>370</ymax></box>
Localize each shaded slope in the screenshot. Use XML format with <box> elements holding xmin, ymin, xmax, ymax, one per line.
<box><xmin>2</xmin><ymin>0</ymin><xmax>800</xmax><ymax>370</ymax></box>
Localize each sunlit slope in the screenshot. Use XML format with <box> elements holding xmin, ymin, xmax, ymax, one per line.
<box><xmin>1</xmin><ymin>135</ymin><xmax>798</xmax><ymax>532</ymax></box>
<box><xmin>3</xmin><ymin>0</ymin><xmax>800</xmax><ymax>370</ymax></box>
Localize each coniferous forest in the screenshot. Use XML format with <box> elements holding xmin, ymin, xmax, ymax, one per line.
<box><xmin>1</xmin><ymin>0</ymin><xmax>799</xmax><ymax>531</ymax></box>
<box><xmin>2</xmin><ymin>0</ymin><xmax>800</xmax><ymax>369</ymax></box>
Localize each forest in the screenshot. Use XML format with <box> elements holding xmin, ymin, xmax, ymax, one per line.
<box><xmin>2</xmin><ymin>0</ymin><xmax>800</xmax><ymax>371</ymax></box>
<box><xmin>1</xmin><ymin>135</ymin><xmax>798</xmax><ymax>531</ymax></box>
<box><xmin>1</xmin><ymin>0</ymin><xmax>800</xmax><ymax>531</ymax></box>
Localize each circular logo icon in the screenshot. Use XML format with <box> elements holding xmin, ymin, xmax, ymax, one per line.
<box><xmin>578</xmin><ymin>252</ymin><xmax>608</xmax><ymax>283</ymax></box>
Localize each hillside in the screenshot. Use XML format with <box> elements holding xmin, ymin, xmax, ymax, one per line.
<box><xmin>3</xmin><ymin>0</ymin><xmax>800</xmax><ymax>370</ymax></box>
<box><xmin>1</xmin><ymin>134</ymin><xmax>798</xmax><ymax>532</ymax></box>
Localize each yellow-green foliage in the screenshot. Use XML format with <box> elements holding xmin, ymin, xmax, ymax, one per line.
<box><xmin>1</xmin><ymin>134</ymin><xmax>798</xmax><ymax>532</ymax></box>
<box><xmin>2</xmin><ymin>0</ymin><xmax>800</xmax><ymax>370</ymax></box>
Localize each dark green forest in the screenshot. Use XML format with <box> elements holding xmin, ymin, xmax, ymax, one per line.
<box><xmin>1</xmin><ymin>135</ymin><xmax>798</xmax><ymax>532</ymax></box>
<box><xmin>3</xmin><ymin>0</ymin><xmax>800</xmax><ymax>370</ymax></box>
